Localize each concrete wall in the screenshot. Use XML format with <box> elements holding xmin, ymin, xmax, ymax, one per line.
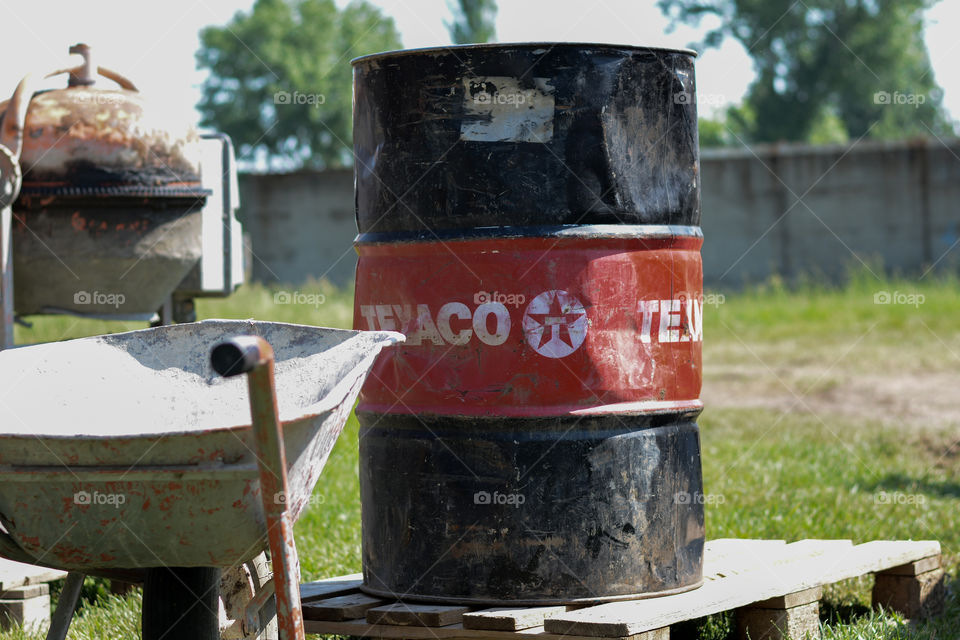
<box><xmin>239</xmin><ymin>169</ymin><xmax>356</xmax><ymax>285</ymax></box>
<box><xmin>700</xmin><ymin>139</ymin><xmax>960</xmax><ymax>285</ymax></box>
<box><xmin>238</xmin><ymin>139</ymin><xmax>960</xmax><ymax>287</ymax></box>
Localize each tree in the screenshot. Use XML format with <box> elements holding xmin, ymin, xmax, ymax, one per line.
<box><xmin>659</xmin><ymin>0</ymin><xmax>955</xmax><ymax>144</ymax></box>
<box><xmin>447</xmin><ymin>0</ymin><xmax>497</xmax><ymax>45</ymax></box>
<box><xmin>197</xmin><ymin>0</ymin><xmax>401</xmax><ymax>170</ymax></box>
<box><xmin>697</xmin><ymin>116</ymin><xmax>731</xmax><ymax>148</ymax></box>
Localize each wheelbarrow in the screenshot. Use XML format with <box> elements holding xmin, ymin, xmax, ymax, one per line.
<box><xmin>0</xmin><ymin>320</ymin><xmax>402</xmax><ymax>639</ymax></box>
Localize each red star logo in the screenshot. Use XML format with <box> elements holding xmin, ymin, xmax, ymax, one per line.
<box><xmin>525</xmin><ymin>292</ymin><xmax>586</xmax><ymax>349</ymax></box>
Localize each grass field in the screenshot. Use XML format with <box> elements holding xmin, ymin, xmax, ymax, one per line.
<box><xmin>2</xmin><ymin>273</ymin><xmax>957</xmax><ymax>639</ymax></box>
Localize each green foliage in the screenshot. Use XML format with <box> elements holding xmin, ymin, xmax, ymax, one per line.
<box><xmin>196</xmin><ymin>0</ymin><xmax>401</xmax><ymax>170</ymax></box>
<box><xmin>446</xmin><ymin>0</ymin><xmax>497</xmax><ymax>44</ymax></box>
<box><xmin>808</xmin><ymin>107</ymin><xmax>851</xmax><ymax>145</ymax></box>
<box><xmin>660</xmin><ymin>0</ymin><xmax>955</xmax><ymax>144</ymax></box>
<box><xmin>697</xmin><ymin>116</ymin><xmax>731</xmax><ymax>147</ymax></box>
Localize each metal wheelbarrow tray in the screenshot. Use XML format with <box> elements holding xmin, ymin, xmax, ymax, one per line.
<box><xmin>0</xmin><ymin>320</ymin><xmax>400</xmax><ymax>572</ymax></box>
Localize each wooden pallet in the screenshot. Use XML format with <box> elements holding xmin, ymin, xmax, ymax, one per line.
<box><xmin>300</xmin><ymin>539</ymin><xmax>946</xmax><ymax>640</ymax></box>
<box><xmin>0</xmin><ymin>557</ymin><xmax>67</xmax><ymax>632</ymax></box>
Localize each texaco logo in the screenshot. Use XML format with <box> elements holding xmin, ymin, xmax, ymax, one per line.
<box><xmin>522</xmin><ymin>290</ymin><xmax>588</xmax><ymax>358</ymax></box>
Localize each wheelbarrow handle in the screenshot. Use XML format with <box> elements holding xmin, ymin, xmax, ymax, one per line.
<box><xmin>211</xmin><ymin>336</ymin><xmax>306</xmax><ymax>640</ymax></box>
<box><xmin>211</xmin><ymin>336</ymin><xmax>274</xmax><ymax>377</ymax></box>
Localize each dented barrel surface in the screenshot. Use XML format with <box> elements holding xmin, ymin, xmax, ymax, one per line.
<box><xmin>355</xmin><ymin>227</ymin><xmax>704</xmax><ymax>416</ymax></box>
<box><xmin>353</xmin><ymin>43</ymin><xmax>700</xmax><ymax>233</ymax></box>
<box><xmin>360</xmin><ymin>414</ymin><xmax>704</xmax><ymax>604</ymax></box>
<box><xmin>353</xmin><ymin>43</ymin><xmax>705</xmax><ymax>604</ymax></box>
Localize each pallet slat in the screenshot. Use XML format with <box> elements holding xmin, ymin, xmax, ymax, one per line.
<box><xmin>0</xmin><ymin>558</ymin><xmax>66</xmax><ymax>592</ymax></box>
<box><xmin>702</xmin><ymin>539</ymin><xmax>786</xmax><ymax>579</ymax></box>
<box><xmin>544</xmin><ymin>539</ymin><xmax>939</xmax><ymax>637</ymax></box>
<box><xmin>303</xmin><ymin>617</ymin><xmax>654</xmax><ymax>640</ymax></box>
<box><xmin>299</xmin><ymin>572</ymin><xmax>363</xmax><ymax>602</ymax></box>
<box><xmin>838</xmin><ymin>541</ymin><xmax>940</xmax><ymax>577</ymax></box>
<box><xmin>758</xmin><ymin>539</ymin><xmax>854</xmax><ymax>593</ymax></box>
<box><xmin>303</xmin><ymin>592</ymin><xmax>387</xmax><ymax>621</ymax></box>
<box><xmin>464</xmin><ymin>606</ymin><xmax>571</xmax><ymax>631</ymax></box>
<box><xmin>367</xmin><ymin>602</ymin><xmax>471</xmax><ymax>626</ymax></box>
<box><xmin>0</xmin><ymin>583</ymin><xmax>49</xmax><ymax>600</ymax></box>
<box><xmin>880</xmin><ymin>555</ymin><xmax>941</xmax><ymax>576</ymax></box>
<box><xmin>545</xmin><ymin>548</ymin><xmax>853</xmax><ymax>636</ymax></box>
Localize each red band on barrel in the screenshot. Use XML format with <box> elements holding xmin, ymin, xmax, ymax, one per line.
<box><xmin>354</xmin><ymin>235</ymin><xmax>703</xmax><ymax>418</ymax></box>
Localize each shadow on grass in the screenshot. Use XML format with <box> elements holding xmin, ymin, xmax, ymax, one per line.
<box><xmin>820</xmin><ymin>570</ymin><xmax>959</xmax><ymax>640</ymax></box>
<box><xmin>867</xmin><ymin>472</ymin><xmax>960</xmax><ymax>500</ymax></box>
<box><xmin>669</xmin><ymin>610</ymin><xmax>733</xmax><ymax>640</ymax></box>
<box><xmin>821</xmin><ymin>598</ymin><xmax>872</xmax><ymax>626</ymax></box>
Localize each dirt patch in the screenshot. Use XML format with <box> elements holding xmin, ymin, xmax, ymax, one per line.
<box><xmin>702</xmin><ymin>364</ymin><xmax>960</xmax><ymax>431</ymax></box>
<box><xmin>912</xmin><ymin>431</ymin><xmax>960</xmax><ymax>472</ymax></box>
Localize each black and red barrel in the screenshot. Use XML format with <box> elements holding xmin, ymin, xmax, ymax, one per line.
<box><xmin>352</xmin><ymin>43</ymin><xmax>705</xmax><ymax>604</ymax></box>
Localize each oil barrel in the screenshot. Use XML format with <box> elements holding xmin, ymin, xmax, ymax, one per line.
<box><xmin>352</xmin><ymin>43</ymin><xmax>705</xmax><ymax>604</ymax></box>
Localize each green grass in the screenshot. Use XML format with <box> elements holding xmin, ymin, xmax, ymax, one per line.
<box><xmin>2</xmin><ymin>273</ymin><xmax>958</xmax><ymax>639</ymax></box>
<box><xmin>709</xmin><ymin>269</ymin><xmax>960</xmax><ymax>372</ymax></box>
<box><xmin>0</xmin><ymin>587</ymin><xmax>141</xmax><ymax>640</ymax></box>
<box><xmin>11</xmin><ymin>278</ymin><xmax>355</xmax><ymax>346</ymax></box>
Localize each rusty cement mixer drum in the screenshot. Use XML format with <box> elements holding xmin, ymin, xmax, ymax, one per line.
<box><xmin>352</xmin><ymin>43</ymin><xmax>705</xmax><ymax>604</ymax></box>
<box><xmin>0</xmin><ymin>44</ymin><xmax>209</xmax><ymax>318</ymax></box>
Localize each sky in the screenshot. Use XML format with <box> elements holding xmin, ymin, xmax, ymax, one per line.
<box><xmin>0</xmin><ymin>0</ymin><xmax>956</xmax><ymax>131</ymax></box>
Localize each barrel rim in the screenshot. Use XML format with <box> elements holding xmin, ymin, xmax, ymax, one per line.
<box><xmin>351</xmin><ymin>42</ymin><xmax>698</xmax><ymax>66</ymax></box>
<box><xmin>355</xmin><ymin>223</ymin><xmax>703</xmax><ymax>245</ymax></box>
<box><xmin>357</xmin><ymin>400</ymin><xmax>705</xmax><ymax>420</ymax></box>
<box><xmin>358</xmin><ymin>577</ymin><xmax>705</xmax><ymax>606</ymax></box>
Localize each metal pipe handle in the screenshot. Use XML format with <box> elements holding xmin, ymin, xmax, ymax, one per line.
<box><xmin>211</xmin><ymin>336</ymin><xmax>272</xmax><ymax>377</ymax></box>
<box><xmin>211</xmin><ymin>336</ymin><xmax>305</xmax><ymax>640</ymax></box>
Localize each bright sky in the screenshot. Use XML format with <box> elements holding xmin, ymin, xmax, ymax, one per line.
<box><xmin>0</xmin><ymin>0</ymin><xmax>956</xmax><ymax>131</ymax></box>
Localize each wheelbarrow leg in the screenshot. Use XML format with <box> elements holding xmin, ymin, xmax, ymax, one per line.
<box><xmin>45</xmin><ymin>572</ymin><xmax>83</xmax><ymax>640</ymax></box>
<box><xmin>211</xmin><ymin>337</ymin><xmax>306</xmax><ymax>640</ymax></box>
<box><xmin>142</xmin><ymin>566</ymin><xmax>220</xmax><ymax>640</ymax></box>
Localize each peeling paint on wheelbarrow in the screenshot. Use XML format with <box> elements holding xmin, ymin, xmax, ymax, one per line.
<box><xmin>0</xmin><ymin>320</ymin><xmax>402</xmax><ymax>571</ymax></box>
